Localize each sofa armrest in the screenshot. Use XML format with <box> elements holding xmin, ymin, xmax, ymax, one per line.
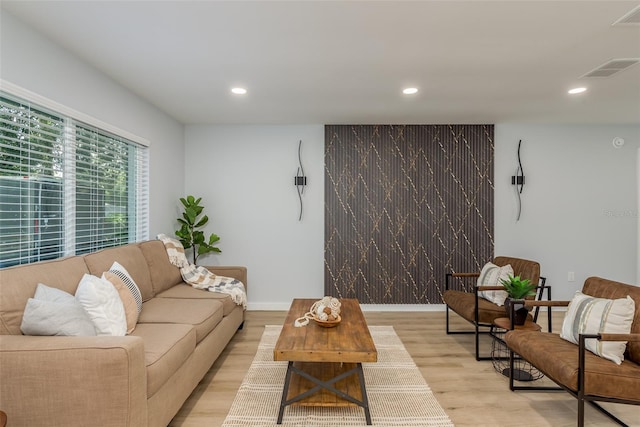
<box><xmin>204</xmin><ymin>265</ymin><xmax>248</xmax><ymax>292</ymax></box>
<box><xmin>0</xmin><ymin>335</ymin><xmax>147</xmax><ymax>427</ymax></box>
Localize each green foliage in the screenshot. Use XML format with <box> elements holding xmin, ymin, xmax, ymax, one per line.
<box><xmin>500</xmin><ymin>275</ymin><xmax>537</xmax><ymax>299</ymax></box>
<box><xmin>175</xmin><ymin>195</ymin><xmax>221</xmax><ymax>264</ymax></box>
<box><xmin>1</xmin><ymin>96</ymin><xmax>64</xmax><ymax>178</ymax></box>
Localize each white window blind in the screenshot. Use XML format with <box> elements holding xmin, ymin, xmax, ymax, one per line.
<box><xmin>0</xmin><ymin>92</ymin><xmax>149</xmax><ymax>267</ymax></box>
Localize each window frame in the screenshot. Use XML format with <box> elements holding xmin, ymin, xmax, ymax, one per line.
<box><xmin>0</xmin><ymin>80</ymin><xmax>149</xmax><ymax>266</ymax></box>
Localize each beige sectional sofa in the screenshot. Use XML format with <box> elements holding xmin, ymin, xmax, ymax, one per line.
<box><xmin>0</xmin><ymin>240</ymin><xmax>246</xmax><ymax>427</ymax></box>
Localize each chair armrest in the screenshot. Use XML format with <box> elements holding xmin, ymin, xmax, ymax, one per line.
<box><xmin>476</xmin><ymin>285</ymin><xmax>504</xmax><ymax>291</ymax></box>
<box><xmin>451</xmin><ymin>272</ymin><xmax>481</xmax><ymax>278</ymax></box>
<box><xmin>445</xmin><ymin>272</ymin><xmax>480</xmax><ymax>291</ymax></box>
<box><xmin>0</xmin><ymin>335</ymin><xmax>147</xmax><ymax>426</ymax></box>
<box><xmin>595</xmin><ymin>333</ymin><xmax>640</xmax><ymax>342</ymax></box>
<box><xmin>523</xmin><ymin>300</ymin><xmax>571</xmax><ymax>308</ymax></box>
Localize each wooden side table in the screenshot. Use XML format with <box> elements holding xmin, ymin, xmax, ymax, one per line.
<box><xmin>491</xmin><ymin>317</ymin><xmax>543</xmax><ymax>381</ymax></box>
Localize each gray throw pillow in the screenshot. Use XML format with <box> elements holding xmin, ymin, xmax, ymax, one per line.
<box><xmin>33</xmin><ymin>282</ymin><xmax>76</xmax><ymax>304</ymax></box>
<box><xmin>20</xmin><ymin>283</ymin><xmax>97</xmax><ymax>336</ymax></box>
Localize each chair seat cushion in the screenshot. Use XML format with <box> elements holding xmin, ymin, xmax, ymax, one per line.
<box><xmin>130</xmin><ymin>323</ymin><xmax>196</xmax><ymax>397</ymax></box>
<box><xmin>444</xmin><ymin>289</ymin><xmax>510</xmax><ymax>324</ymax></box>
<box><xmin>505</xmin><ymin>330</ymin><xmax>640</xmax><ymax>403</ymax></box>
<box><xmin>156</xmin><ymin>284</ymin><xmax>236</xmax><ymax>316</ymax></box>
<box><xmin>138</xmin><ymin>298</ymin><xmax>223</xmax><ymax>343</ymax></box>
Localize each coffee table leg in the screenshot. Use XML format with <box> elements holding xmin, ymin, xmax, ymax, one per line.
<box><xmin>277</xmin><ymin>361</ymin><xmax>294</xmax><ymax>424</ymax></box>
<box><xmin>356</xmin><ymin>363</ymin><xmax>372</xmax><ymax>425</ymax></box>
<box><xmin>278</xmin><ymin>361</ymin><xmax>372</xmax><ymax>425</ymax></box>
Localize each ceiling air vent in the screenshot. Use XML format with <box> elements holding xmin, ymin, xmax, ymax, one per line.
<box><xmin>612</xmin><ymin>5</ymin><xmax>640</xmax><ymax>25</ymax></box>
<box><xmin>582</xmin><ymin>58</ymin><xmax>640</xmax><ymax>78</ymax></box>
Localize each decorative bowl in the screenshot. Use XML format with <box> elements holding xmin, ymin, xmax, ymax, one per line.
<box><xmin>313</xmin><ymin>314</ymin><xmax>341</xmax><ymax>328</ymax></box>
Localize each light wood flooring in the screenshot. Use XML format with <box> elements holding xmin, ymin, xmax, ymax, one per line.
<box><xmin>169</xmin><ymin>310</ymin><xmax>639</xmax><ymax>427</ymax></box>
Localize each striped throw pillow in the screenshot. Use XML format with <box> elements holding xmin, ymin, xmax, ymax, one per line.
<box><xmin>107</xmin><ymin>261</ymin><xmax>143</xmax><ymax>314</ymax></box>
<box><xmin>560</xmin><ymin>291</ymin><xmax>635</xmax><ymax>364</ymax></box>
<box><xmin>477</xmin><ymin>262</ymin><xmax>514</xmax><ymax>306</ymax></box>
<box><xmin>102</xmin><ymin>272</ymin><xmax>139</xmax><ymax>334</ymax></box>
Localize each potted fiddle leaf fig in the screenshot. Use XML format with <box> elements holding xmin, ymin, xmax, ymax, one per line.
<box><xmin>500</xmin><ymin>275</ymin><xmax>536</xmax><ymax>325</ymax></box>
<box><xmin>175</xmin><ymin>195</ymin><xmax>221</xmax><ymax>265</ymax></box>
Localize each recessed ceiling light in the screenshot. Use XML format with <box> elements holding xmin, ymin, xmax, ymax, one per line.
<box><xmin>568</xmin><ymin>87</ymin><xmax>587</xmax><ymax>94</ymax></box>
<box><xmin>231</xmin><ymin>87</ymin><xmax>247</xmax><ymax>95</ymax></box>
<box><xmin>402</xmin><ymin>87</ymin><xmax>418</xmax><ymax>95</ymax></box>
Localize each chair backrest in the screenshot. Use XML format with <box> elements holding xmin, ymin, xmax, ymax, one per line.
<box><xmin>493</xmin><ymin>256</ymin><xmax>541</xmax><ymax>290</ymax></box>
<box><xmin>583</xmin><ymin>277</ymin><xmax>640</xmax><ymax>364</ymax></box>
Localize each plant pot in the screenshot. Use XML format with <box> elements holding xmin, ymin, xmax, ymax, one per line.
<box><xmin>504</xmin><ymin>298</ymin><xmax>530</xmax><ymax>326</ymax></box>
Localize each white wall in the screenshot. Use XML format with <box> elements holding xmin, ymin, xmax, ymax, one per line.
<box><xmin>185</xmin><ymin>124</ymin><xmax>639</xmax><ymax>308</ymax></box>
<box><xmin>495</xmin><ymin>124</ymin><xmax>640</xmax><ymax>301</ymax></box>
<box><xmin>0</xmin><ymin>11</ymin><xmax>185</xmax><ymax>236</ymax></box>
<box><xmin>184</xmin><ymin>125</ymin><xmax>325</xmax><ymax>309</ymax></box>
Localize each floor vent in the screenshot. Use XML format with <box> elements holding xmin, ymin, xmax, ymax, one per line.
<box><xmin>582</xmin><ymin>58</ymin><xmax>640</xmax><ymax>78</ymax></box>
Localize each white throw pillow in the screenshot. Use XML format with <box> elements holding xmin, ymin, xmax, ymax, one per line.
<box><xmin>20</xmin><ymin>283</ymin><xmax>96</xmax><ymax>336</ymax></box>
<box><xmin>560</xmin><ymin>291</ymin><xmax>635</xmax><ymax>364</ymax></box>
<box><xmin>477</xmin><ymin>262</ymin><xmax>514</xmax><ymax>306</ymax></box>
<box><xmin>75</xmin><ymin>274</ymin><xmax>127</xmax><ymax>336</ymax></box>
<box><xmin>107</xmin><ymin>261</ymin><xmax>143</xmax><ymax>314</ymax></box>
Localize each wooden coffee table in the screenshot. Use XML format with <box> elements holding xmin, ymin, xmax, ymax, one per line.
<box><xmin>274</xmin><ymin>298</ymin><xmax>377</xmax><ymax>425</ymax></box>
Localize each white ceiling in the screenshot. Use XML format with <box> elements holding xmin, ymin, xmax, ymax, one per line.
<box><xmin>2</xmin><ymin>0</ymin><xmax>640</xmax><ymax>125</ymax></box>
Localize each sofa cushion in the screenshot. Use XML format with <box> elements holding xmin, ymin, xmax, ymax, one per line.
<box><xmin>84</xmin><ymin>245</ymin><xmax>154</xmax><ymax>302</ymax></box>
<box><xmin>137</xmin><ymin>298</ymin><xmax>224</xmax><ymax>343</ymax></box>
<box><xmin>138</xmin><ymin>240</ymin><xmax>183</xmax><ymax>295</ymax></box>
<box><xmin>129</xmin><ymin>323</ymin><xmax>196</xmax><ymax>397</ymax></box>
<box><xmin>0</xmin><ymin>256</ymin><xmax>89</xmax><ymax>335</ymax></box>
<box><xmin>156</xmin><ymin>284</ymin><xmax>236</xmax><ymax>316</ymax></box>
<box><xmin>560</xmin><ymin>291</ymin><xmax>635</xmax><ymax>364</ymax></box>
<box><xmin>505</xmin><ymin>330</ymin><xmax>640</xmax><ymax>403</ymax></box>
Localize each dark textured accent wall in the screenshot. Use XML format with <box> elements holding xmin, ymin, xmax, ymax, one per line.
<box><xmin>324</xmin><ymin>125</ymin><xmax>494</xmax><ymax>304</ymax></box>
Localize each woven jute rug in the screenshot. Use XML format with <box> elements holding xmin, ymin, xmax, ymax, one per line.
<box><xmin>222</xmin><ymin>325</ymin><xmax>454</xmax><ymax>427</ymax></box>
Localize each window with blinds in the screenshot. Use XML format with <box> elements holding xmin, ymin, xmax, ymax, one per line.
<box><xmin>0</xmin><ymin>92</ymin><xmax>149</xmax><ymax>267</ymax></box>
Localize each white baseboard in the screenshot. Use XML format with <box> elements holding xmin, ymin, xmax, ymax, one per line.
<box><xmin>246</xmin><ymin>302</ymin><xmax>568</xmax><ymax>312</ymax></box>
<box><xmin>246</xmin><ymin>303</ymin><xmax>447</xmax><ymax>311</ymax></box>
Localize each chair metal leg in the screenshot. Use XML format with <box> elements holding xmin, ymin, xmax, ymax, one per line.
<box><xmin>509</xmin><ymin>348</ymin><xmax>515</xmax><ymax>391</ymax></box>
<box><xmin>578</xmin><ymin>397</ymin><xmax>585</xmax><ymax>427</ymax></box>
<box><xmin>475</xmin><ymin>323</ymin><xmax>480</xmax><ymax>361</ymax></box>
<box><xmin>445</xmin><ymin>304</ymin><xmax>451</xmax><ymax>334</ymax></box>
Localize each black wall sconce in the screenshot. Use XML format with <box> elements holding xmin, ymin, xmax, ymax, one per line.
<box><xmin>511</xmin><ymin>139</ymin><xmax>525</xmax><ymax>221</ymax></box>
<box><xmin>294</xmin><ymin>140</ymin><xmax>307</xmax><ymax>221</ymax></box>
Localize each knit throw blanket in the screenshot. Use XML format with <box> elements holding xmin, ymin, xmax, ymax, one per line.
<box><xmin>157</xmin><ymin>234</ymin><xmax>246</xmax><ymax>308</ymax></box>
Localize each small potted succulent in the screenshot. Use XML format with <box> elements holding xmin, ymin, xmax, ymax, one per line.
<box><xmin>500</xmin><ymin>275</ymin><xmax>537</xmax><ymax>325</ymax></box>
